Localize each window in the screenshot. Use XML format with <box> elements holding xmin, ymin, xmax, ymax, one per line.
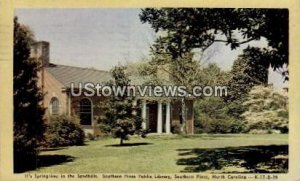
<box><xmin>50</xmin><ymin>97</ymin><xmax>59</xmax><ymax>115</ymax></box>
<box><xmin>79</xmin><ymin>98</ymin><xmax>92</xmax><ymax>125</ymax></box>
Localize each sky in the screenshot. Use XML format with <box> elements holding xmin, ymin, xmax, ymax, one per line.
<box><xmin>15</xmin><ymin>8</ymin><xmax>287</xmax><ymax>89</ymax></box>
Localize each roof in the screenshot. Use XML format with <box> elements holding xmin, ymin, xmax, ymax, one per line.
<box><xmin>45</xmin><ymin>64</ymin><xmax>112</xmax><ymax>88</ymax></box>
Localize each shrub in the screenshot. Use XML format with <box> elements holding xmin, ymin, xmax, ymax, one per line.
<box><xmin>171</xmin><ymin>122</ymin><xmax>182</xmax><ymax>134</ymax></box>
<box><xmin>97</xmin><ymin>121</ymin><xmax>113</xmax><ymax>135</ymax></box>
<box><xmin>87</xmin><ymin>133</ymin><xmax>96</xmax><ymax>141</ymax></box>
<box><xmin>194</xmin><ymin>97</ymin><xmax>245</xmax><ymax>134</ymax></box>
<box><xmin>242</xmin><ymin>86</ymin><xmax>288</xmax><ymax>133</ymax></box>
<box><xmin>196</xmin><ymin>115</ymin><xmax>244</xmax><ymax>134</ymax></box>
<box><xmin>43</xmin><ymin>115</ymin><xmax>85</xmax><ymax>147</ymax></box>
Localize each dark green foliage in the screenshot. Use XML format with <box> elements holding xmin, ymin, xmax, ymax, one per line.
<box><xmin>140</xmin><ymin>8</ymin><xmax>288</xmax><ymax>80</ymax></box>
<box><xmin>97</xmin><ymin>66</ymin><xmax>144</xmax><ymax>145</ymax></box>
<box><xmin>13</xmin><ymin>17</ymin><xmax>45</xmax><ymax>171</ymax></box>
<box><xmin>226</xmin><ymin>47</ymin><xmax>269</xmax><ymax>103</ymax></box>
<box><xmin>43</xmin><ymin>115</ymin><xmax>85</xmax><ymax>147</ymax></box>
<box><xmin>140</xmin><ymin>8</ymin><xmax>280</xmax><ymax>125</ymax></box>
<box><xmin>224</xmin><ymin>47</ymin><xmax>269</xmax><ymax>120</ymax></box>
<box><xmin>194</xmin><ymin>97</ymin><xmax>244</xmax><ymax>134</ymax></box>
<box><xmin>226</xmin><ymin>100</ymin><xmax>247</xmax><ymax>120</ymax></box>
<box><xmin>111</xmin><ymin>118</ymin><xmax>135</xmax><ymax>145</ymax></box>
<box><xmin>188</xmin><ymin>63</ymin><xmax>245</xmax><ymax>133</ymax></box>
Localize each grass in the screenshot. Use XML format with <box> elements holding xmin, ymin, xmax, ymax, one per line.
<box><xmin>29</xmin><ymin>134</ymin><xmax>287</xmax><ymax>173</ymax></box>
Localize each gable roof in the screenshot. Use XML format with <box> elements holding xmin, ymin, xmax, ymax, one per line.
<box><xmin>45</xmin><ymin>64</ymin><xmax>112</xmax><ymax>88</ymax></box>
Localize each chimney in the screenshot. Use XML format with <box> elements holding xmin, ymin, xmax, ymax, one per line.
<box><xmin>30</xmin><ymin>41</ymin><xmax>50</xmax><ymax>67</ymax></box>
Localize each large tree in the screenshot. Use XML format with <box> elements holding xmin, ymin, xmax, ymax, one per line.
<box><xmin>225</xmin><ymin>47</ymin><xmax>269</xmax><ymax>119</ymax></box>
<box><xmin>139</xmin><ymin>8</ymin><xmax>289</xmax><ymax>80</ymax></box>
<box><xmin>226</xmin><ymin>47</ymin><xmax>269</xmax><ymax>101</ymax></box>
<box><xmin>193</xmin><ymin>63</ymin><xmax>244</xmax><ymax>134</ymax></box>
<box><xmin>13</xmin><ymin>17</ymin><xmax>45</xmax><ymax>172</ymax></box>
<box><xmin>139</xmin><ymin>52</ymin><xmax>204</xmax><ymax>134</ymax></box>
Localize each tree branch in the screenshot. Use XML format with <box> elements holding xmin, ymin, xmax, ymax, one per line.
<box><xmin>214</xmin><ymin>38</ymin><xmax>256</xmax><ymax>45</ymax></box>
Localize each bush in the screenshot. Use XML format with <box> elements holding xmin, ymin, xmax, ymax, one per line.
<box><xmin>87</xmin><ymin>133</ymin><xmax>96</xmax><ymax>141</ymax></box>
<box><xmin>196</xmin><ymin>115</ymin><xmax>244</xmax><ymax>134</ymax></box>
<box><xmin>194</xmin><ymin>97</ymin><xmax>245</xmax><ymax>134</ymax></box>
<box><xmin>43</xmin><ymin>115</ymin><xmax>85</xmax><ymax>147</ymax></box>
<box><xmin>242</xmin><ymin>86</ymin><xmax>288</xmax><ymax>133</ymax></box>
<box><xmin>97</xmin><ymin>121</ymin><xmax>113</xmax><ymax>135</ymax></box>
<box><xmin>171</xmin><ymin>122</ymin><xmax>182</xmax><ymax>134</ymax></box>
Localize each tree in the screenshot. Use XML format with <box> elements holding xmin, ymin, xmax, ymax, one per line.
<box><xmin>13</xmin><ymin>17</ymin><xmax>45</xmax><ymax>172</ymax></box>
<box><xmin>139</xmin><ymin>52</ymin><xmax>203</xmax><ymax>134</ymax></box>
<box><xmin>192</xmin><ymin>63</ymin><xmax>244</xmax><ymax>133</ymax></box>
<box><xmin>97</xmin><ymin>66</ymin><xmax>143</xmax><ymax>145</ymax></box>
<box><xmin>139</xmin><ymin>8</ymin><xmax>289</xmax><ymax>80</ymax></box>
<box><xmin>227</xmin><ymin>47</ymin><xmax>269</xmax><ymax>102</ymax></box>
<box><xmin>225</xmin><ymin>47</ymin><xmax>269</xmax><ymax>119</ymax></box>
<box><xmin>201</xmin><ymin>63</ymin><xmax>230</xmax><ymax>87</ymax></box>
<box><xmin>242</xmin><ymin>86</ymin><xmax>288</xmax><ymax>133</ymax></box>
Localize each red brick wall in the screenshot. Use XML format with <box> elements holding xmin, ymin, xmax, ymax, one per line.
<box><xmin>41</xmin><ymin>69</ymin><xmax>68</xmax><ymax>120</ymax></box>
<box><xmin>41</xmin><ymin>69</ymin><xmax>108</xmax><ymax>136</ymax></box>
<box><xmin>70</xmin><ymin>95</ymin><xmax>107</xmax><ymax>136</ymax></box>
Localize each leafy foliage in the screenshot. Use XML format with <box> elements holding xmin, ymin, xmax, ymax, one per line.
<box><xmin>140</xmin><ymin>8</ymin><xmax>288</xmax><ymax>80</ymax></box>
<box><xmin>194</xmin><ymin>97</ymin><xmax>244</xmax><ymax>134</ymax></box>
<box><xmin>226</xmin><ymin>47</ymin><xmax>269</xmax><ymax>102</ymax></box>
<box><xmin>140</xmin><ymin>8</ymin><xmax>285</xmax><ymax>131</ymax></box>
<box><xmin>139</xmin><ymin>52</ymin><xmax>204</xmax><ymax>134</ymax></box>
<box><xmin>224</xmin><ymin>47</ymin><xmax>269</xmax><ymax>120</ymax></box>
<box><xmin>242</xmin><ymin>86</ymin><xmax>288</xmax><ymax>133</ymax></box>
<box><xmin>13</xmin><ymin>17</ymin><xmax>45</xmax><ymax>171</ymax></box>
<box><xmin>97</xmin><ymin>66</ymin><xmax>144</xmax><ymax>145</ymax></box>
<box><xmin>43</xmin><ymin>115</ymin><xmax>85</xmax><ymax>147</ymax></box>
<box><xmin>139</xmin><ymin>52</ymin><xmax>203</xmax><ymax>89</ymax></box>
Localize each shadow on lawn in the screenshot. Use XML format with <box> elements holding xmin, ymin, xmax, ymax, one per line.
<box><xmin>39</xmin><ymin>147</ymin><xmax>67</xmax><ymax>152</ymax></box>
<box><xmin>105</xmin><ymin>142</ymin><xmax>153</xmax><ymax>147</ymax></box>
<box><xmin>15</xmin><ymin>154</ymin><xmax>75</xmax><ymax>173</ymax></box>
<box><xmin>177</xmin><ymin>145</ymin><xmax>288</xmax><ymax>173</ymax></box>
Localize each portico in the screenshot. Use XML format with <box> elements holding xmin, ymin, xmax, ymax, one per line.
<box><xmin>141</xmin><ymin>100</ymin><xmax>171</xmax><ymax>134</ymax></box>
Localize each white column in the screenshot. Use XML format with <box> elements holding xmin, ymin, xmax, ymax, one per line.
<box><xmin>132</xmin><ymin>98</ymin><xmax>138</xmax><ymax>116</ymax></box>
<box><xmin>157</xmin><ymin>101</ymin><xmax>163</xmax><ymax>133</ymax></box>
<box><xmin>142</xmin><ymin>100</ymin><xmax>147</xmax><ymax>129</ymax></box>
<box><xmin>165</xmin><ymin>101</ymin><xmax>171</xmax><ymax>134</ymax></box>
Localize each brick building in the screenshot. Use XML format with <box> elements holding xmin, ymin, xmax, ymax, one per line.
<box><xmin>30</xmin><ymin>41</ymin><xmax>194</xmax><ymax>135</ymax></box>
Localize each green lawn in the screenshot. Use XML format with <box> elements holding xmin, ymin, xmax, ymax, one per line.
<box><xmin>31</xmin><ymin>134</ymin><xmax>288</xmax><ymax>173</ymax></box>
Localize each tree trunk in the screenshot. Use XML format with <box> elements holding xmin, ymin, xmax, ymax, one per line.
<box><xmin>120</xmin><ymin>138</ymin><xmax>124</xmax><ymax>145</ymax></box>
<box><xmin>181</xmin><ymin>98</ymin><xmax>188</xmax><ymax>135</ymax></box>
